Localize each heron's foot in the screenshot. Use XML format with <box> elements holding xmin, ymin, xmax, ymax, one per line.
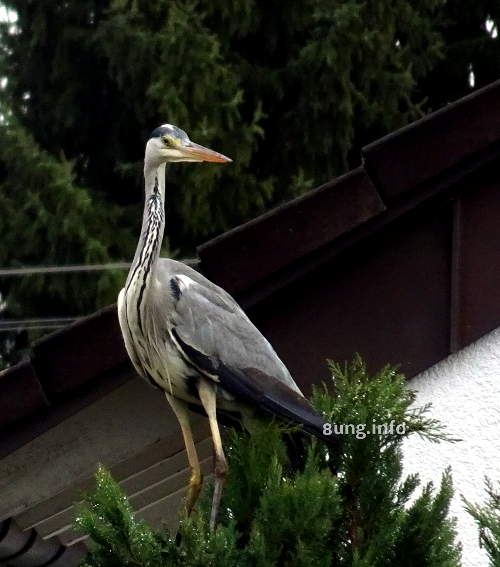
<box><xmin>209</xmin><ymin>459</ymin><xmax>227</xmax><ymax>531</ymax></box>
<box><xmin>184</xmin><ymin>470</ymin><xmax>203</xmax><ymax>516</ymax></box>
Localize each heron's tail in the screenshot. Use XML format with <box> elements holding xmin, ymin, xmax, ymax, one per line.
<box><xmin>217</xmin><ymin>365</ymin><xmax>338</xmax><ymax>448</ymax></box>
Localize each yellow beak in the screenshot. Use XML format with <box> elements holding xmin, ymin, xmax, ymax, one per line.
<box><xmin>181</xmin><ymin>141</ymin><xmax>232</xmax><ymax>163</ymax></box>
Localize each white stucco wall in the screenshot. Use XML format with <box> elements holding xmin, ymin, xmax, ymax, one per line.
<box><xmin>403</xmin><ymin>327</ymin><xmax>500</xmax><ymax>567</ymax></box>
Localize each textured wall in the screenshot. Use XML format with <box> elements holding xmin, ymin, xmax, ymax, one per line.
<box><xmin>403</xmin><ymin>327</ymin><xmax>500</xmax><ymax>567</ymax></box>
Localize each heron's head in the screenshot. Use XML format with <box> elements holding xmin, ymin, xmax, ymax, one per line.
<box><xmin>145</xmin><ymin>124</ymin><xmax>231</xmax><ymax>166</ymax></box>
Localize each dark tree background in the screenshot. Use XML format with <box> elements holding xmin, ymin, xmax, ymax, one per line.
<box><xmin>0</xmin><ymin>0</ymin><xmax>499</xmax><ymax>366</ymax></box>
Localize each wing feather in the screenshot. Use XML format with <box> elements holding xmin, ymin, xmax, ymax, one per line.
<box><xmin>154</xmin><ymin>259</ymin><xmax>335</xmax><ymax>446</ymax></box>
<box><xmin>171</xmin><ymin>328</ymin><xmax>334</xmax><ymax>444</ymax></box>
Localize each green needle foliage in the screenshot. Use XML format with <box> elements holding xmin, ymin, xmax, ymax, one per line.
<box><xmin>75</xmin><ymin>357</ymin><xmax>461</xmax><ymax>566</ymax></box>
<box><xmin>464</xmin><ymin>479</ymin><xmax>500</xmax><ymax>567</ymax></box>
<box><xmin>0</xmin><ymin>0</ymin><xmax>446</xmax><ymax>250</ymax></box>
<box><xmin>0</xmin><ymin>111</ymin><xmax>135</xmax><ymax>366</ymax></box>
<box><xmin>0</xmin><ymin>113</ymin><xmax>133</xmax><ymax>315</ymax></box>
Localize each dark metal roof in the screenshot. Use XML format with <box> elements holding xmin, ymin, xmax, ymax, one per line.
<box><xmin>0</xmin><ymin>518</ymin><xmax>86</xmax><ymax>567</ymax></box>
<box><xmin>0</xmin><ymin>305</ymin><xmax>130</xmax><ymax>454</ymax></box>
<box><xmin>3</xmin><ymin>78</ymin><xmax>500</xmax><ymax>564</ymax></box>
<box><xmin>199</xmin><ymin>168</ymin><xmax>385</xmax><ymax>293</ymax></box>
<box><xmin>362</xmin><ymin>79</ymin><xmax>500</xmax><ymax>201</ymax></box>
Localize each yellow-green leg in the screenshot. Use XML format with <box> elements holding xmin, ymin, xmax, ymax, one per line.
<box><xmin>165</xmin><ymin>393</ymin><xmax>203</xmax><ymax>515</ymax></box>
<box><xmin>197</xmin><ymin>379</ymin><xmax>227</xmax><ymax>531</ymax></box>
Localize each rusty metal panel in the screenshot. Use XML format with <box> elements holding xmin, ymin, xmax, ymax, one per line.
<box><xmin>455</xmin><ymin>161</ymin><xmax>500</xmax><ymax>348</ymax></box>
<box><xmin>32</xmin><ymin>305</ymin><xmax>127</xmax><ymax>397</ymax></box>
<box><xmin>0</xmin><ymin>362</ymin><xmax>48</xmax><ymax>431</ymax></box>
<box><xmin>363</xmin><ymin>79</ymin><xmax>500</xmax><ymax>201</ymax></box>
<box><xmin>249</xmin><ymin>205</ymin><xmax>452</xmax><ymax>389</ymax></box>
<box><xmin>198</xmin><ymin>167</ymin><xmax>385</xmax><ymax>294</ymax></box>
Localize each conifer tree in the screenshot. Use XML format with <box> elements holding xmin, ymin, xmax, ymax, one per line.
<box><xmin>0</xmin><ymin>1</ymin><xmax>445</xmax><ymax>247</ymax></box>
<box><xmin>75</xmin><ymin>357</ymin><xmax>461</xmax><ymax>567</ymax></box>
<box><xmin>0</xmin><ymin>111</ymin><xmax>135</xmax><ymax>365</ymax></box>
<box><xmin>464</xmin><ymin>479</ymin><xmax>500</xmax><ymax>566</ymax></box>
<box><xmin>420</xmin><ymin>2</ymin><xmax>500</xmax><ymax>110</ymax></box>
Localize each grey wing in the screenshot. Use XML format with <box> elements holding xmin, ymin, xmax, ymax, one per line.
<box><xmin>156</xmin><ymin>258</ymin><xmax>300</xmax><ymax>392</ymax></box>
<box><xmin>154</xmin><ymin>259</ymin><xmax>333</xmax><ymax>442</ymax></box>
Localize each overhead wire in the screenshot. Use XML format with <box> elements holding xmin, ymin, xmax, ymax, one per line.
<box><xmin>0</xmin><ymin>262</ymin><xmax>130</xmax><ymax>276</ymax></box>
<box><xmin>0</xmin><ymin>259</ymin><xmax>197</xmax><ymax>332</ymax></box>
<box><xmin>0</xmin><ymin>317</ymin><xmax>80</xmax><ymax>332</ymax></box>
<box><xmin>0</xmin><ymin>262</ymin><xmax>130</xmax><ymax>332</ymax></box>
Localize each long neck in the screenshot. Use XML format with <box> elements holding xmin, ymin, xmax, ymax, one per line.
<box><xmin>124</xmin><ymin>162</ymin><xmax>166</xmax><ymax>330</ymax></box>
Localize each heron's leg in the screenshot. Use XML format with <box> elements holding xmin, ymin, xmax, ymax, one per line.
<box><xmin>164</xmin><ymin>393</ymin><xmax>203</xmax><ymax>515</ymax></box>
<box><xmin>197</xmin><ymin>379</ymin><xmax>227</xmax><ymax>531</ymax></box>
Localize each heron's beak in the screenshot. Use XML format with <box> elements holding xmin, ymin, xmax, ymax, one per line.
<box><xmin>182</xmin><ymin>142</ymin><xmax>232</xmax><ymax>163</ymax></box>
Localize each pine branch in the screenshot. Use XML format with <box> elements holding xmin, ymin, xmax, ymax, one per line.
<box><xmin>464</xmin><ymin>478</ymin><xmax>500</xmax><ymax>566</ymax></box>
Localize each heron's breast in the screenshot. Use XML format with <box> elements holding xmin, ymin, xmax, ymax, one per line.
<box><xmin>137</xmin><ymin>331</ymin><xmax>192</xmax><ymax>391</ymax></box>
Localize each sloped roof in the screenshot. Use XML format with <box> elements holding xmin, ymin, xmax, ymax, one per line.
<box><xmin>199</xmin><ymin>78</ymin><xmax>500</xmax><ymax>300</ymax></box>
<box><xmin>2</xmin><ymin>78</ymin><xmax>500</xmax><ymax>565</ymax></box>
<box><xmin>0</xmin><ymin>518</ymin><xmax>86</xmax><ymax>567</ymax></box>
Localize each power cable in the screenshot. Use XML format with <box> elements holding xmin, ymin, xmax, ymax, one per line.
<box><xmin>0</xmin><ymin>263</ymin><xmax>131</xmax><ymax>277</ymax></box>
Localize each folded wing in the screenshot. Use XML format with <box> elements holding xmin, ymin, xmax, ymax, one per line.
<box><xmin>156</xmin><ymin>259</ymin><xmax>336</xmax><ymax>446</ymax></box>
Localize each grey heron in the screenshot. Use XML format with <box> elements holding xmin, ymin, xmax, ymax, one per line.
<box><xmin>118</xmin><ymin>124</ymin><xmax>335</xmax><ymax>530</ymax></box>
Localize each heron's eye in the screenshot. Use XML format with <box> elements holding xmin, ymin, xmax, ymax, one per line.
<box><xmin>162</xmin><ymin>136</ymin><xmax>174</xmax><ymax>147</ymax></box>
